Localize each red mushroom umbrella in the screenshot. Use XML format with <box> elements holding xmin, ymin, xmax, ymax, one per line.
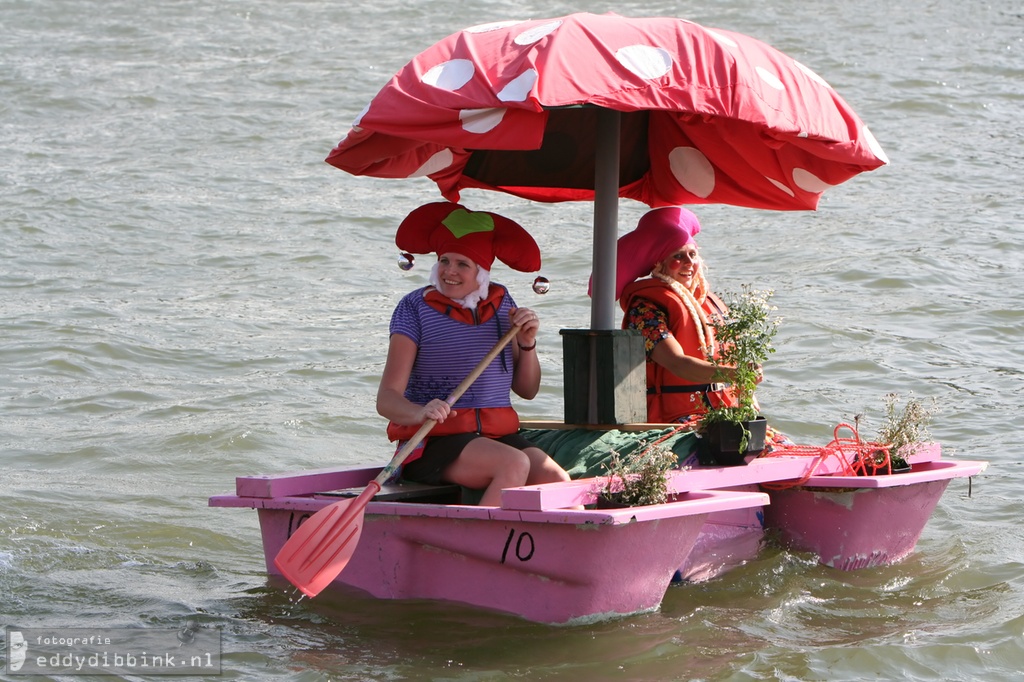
<box><xmin>326</xmin><ymin>11</ymin><xmax>887</xmax><ymax>327</ymax></box>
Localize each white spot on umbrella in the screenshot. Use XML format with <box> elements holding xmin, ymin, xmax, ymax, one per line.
<box><xmin>514</xmin><ymin>20</ymin><xmax>562</xmax><ymax>45</ymax></box>
<box><xmin>423</xmin><ymin>59</ymin><xmax>475</xmax><ymax>91</ymax></box>
<box><xmin>792</xmin><ymin>168</ymin><xmax>834</xmax><ymax>193</ymax></box>
<box><xmin>466</xmin><ymin>20</ymin><xmax>522</xmax><ymax>34</ymax></box>
<box><xmin>862</xmin><ymin>126</ymin><xmax>889</xmax><ymax>165</ymax></box>
<box><xmin>794</xmin><ymin>60</ymin><xmax>832</xmax><ymax>89</ymax></box>
<box><xmin>669</xmin><ymin>147</ymin><xmax>716</xmax><ymax>199</ymax></box>
<box><xmin>461</xmin><ymin>108</ymin><xmax>505</xmax><ymax>134</ymax></box>
<box><xmin>353</xmin><ymin>103</ymin><xmax>370</xmax><ymax>127</ymax></box>
<box><xmin>498</xmin><ymin>69</ymin><xmax>537</xmax><ymax>102</ymax></box>
<box><xmin>616</xmin><ymin>45</ymin><xmax>673</xmax><ymax>80</ymax></box>
<box><xmin>766</xmin><ymin>177</ymin><xmax>796</xmax><ymax>197</ymax></box>
<box><xmin>704</xmin><ymin>29</ymin><xmax>739</xmax><ymax>49</ymax></box>
<box><xmin>756</xmin><ymin>66</ymin><xmax>785</xmax><ymax>91</ymax></box>
<box><xmin>411</xmin><ymin>149</ymin><xmax>455</xmax><ymax>177</ymax></box>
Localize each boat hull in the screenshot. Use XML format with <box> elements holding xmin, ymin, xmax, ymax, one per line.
<box><xmin>257</xmin><ymin>504</ymin><xmax>701</xmax><ymax>623</ymax></box>
<box><xmin>763</xmin><ymin>460</ymin><xmax>982</xmax><ymax>569</ymax></box>
<box><xmin>222</xmin><ymin>487</ymin><xmax>768</xmax><ymax>624</ymax></box>
<box><xmin>210</xmin><ymin>443</ymin><xmax>986</xmax><ymax>622</ymax></box>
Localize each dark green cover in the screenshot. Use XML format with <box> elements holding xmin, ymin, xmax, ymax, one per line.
<box><xmin>520</xmin><ymin>427</ymin><xmax>699</xmax><ymax>479</ymax></box>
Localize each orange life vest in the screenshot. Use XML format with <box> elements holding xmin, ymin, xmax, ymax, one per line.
<box><xmin>386</xmin><ymin>406</ymin><xmax>520</xmax><ymax>442</ymax></box>
<box><xmin>619</xmin><ymin>279</ymin><xmax>739</xmax><ymax>422</ymax></box>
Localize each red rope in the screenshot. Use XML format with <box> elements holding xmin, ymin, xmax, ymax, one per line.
<box><xmin>649</xmin><ymin>424</ymin><xmax>689</xmax><ymax>450</ymax></box>
<box><xmin>633</xmin><ymin>424</ymin><xmax>690</xmax><ymax>462</ymax></box>
<box><xmin>760</xmin><ymin>423</ymin><xmax>893</xmax><ymax>490</ymax></box>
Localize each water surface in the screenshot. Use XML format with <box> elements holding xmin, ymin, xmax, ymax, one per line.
<box><xmin>2</xmin><ymin>1</ymin><xmax>1023</xmax><ymax>680</ymax></box>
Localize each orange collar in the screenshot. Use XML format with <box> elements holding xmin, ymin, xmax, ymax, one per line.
<box><xmin>422</xmin><ymin>284</ymin><xmax>505</xmax><ymax>325</ymax></box>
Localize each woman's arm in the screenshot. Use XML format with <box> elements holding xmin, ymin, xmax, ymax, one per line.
<box><xmin>649</xmin><ymin>336</ymin><xmax>736</xmax><ymax>384</ymax></box>
<box><xmin>509</xmin><ymin>307</ymin><xmax>541</xmax><ymax>399</ymax></box>
<box><xmin>376</xmin><ymin>333</ymin><xmax>453</xmax><ymax>425</ymax></box>
<box><xmin>629</xmin><ymin>298</ymin><xmax>742</xmax><ymax>385</ymax></box>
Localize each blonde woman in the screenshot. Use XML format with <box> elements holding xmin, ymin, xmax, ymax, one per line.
<box><xmin>613</xmin><ymin>207</ymin><xmax>755</xmax><ymax>423</ymax></box>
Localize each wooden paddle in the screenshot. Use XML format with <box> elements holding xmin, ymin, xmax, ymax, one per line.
<box><xmin>274</xmin><ymin>324</ymin><xmax>523</xmax><ymax>598</ymax></box>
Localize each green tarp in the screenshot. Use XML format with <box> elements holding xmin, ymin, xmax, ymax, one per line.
<box><xmin>452</xmin><ymin>427</ymin><xmax>700</xmax><ymax>504</ymax></box>
<box><xmin>520</xmin><ymin>427</ymin><xmax>700</xmax><ymax>480</ymax></box>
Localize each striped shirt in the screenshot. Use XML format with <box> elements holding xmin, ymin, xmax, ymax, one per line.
<box><xmin>389</xmin><ymin>286</ymin><xmax>517</xmax><ymax>410</ymax></box>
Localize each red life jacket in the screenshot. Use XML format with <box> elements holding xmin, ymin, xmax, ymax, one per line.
<box><xmin>619</xmin><ymin>279</ymin><xmax>739</xmax><ymax>422</ymax></box>
<box><xmin>386</xmin><ymin>284</ymin><xmax>521</xmax><ymax>442</ymax></box>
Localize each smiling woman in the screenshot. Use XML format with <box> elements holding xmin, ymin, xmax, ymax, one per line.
<box><xmin>374</xmin><ymin>201</ymin><xmax>572</xmax><ymax>506</ymax></box>
<box><xmin>609</xmin><ymin>207</ymin><xmax>746</xmax><ymax>423</ymax></box>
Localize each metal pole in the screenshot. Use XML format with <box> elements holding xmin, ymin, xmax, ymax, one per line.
<box><xmin>591</xmin><ymin>108</ymin><xmax>620</xmax><ymax>331</ymax></box>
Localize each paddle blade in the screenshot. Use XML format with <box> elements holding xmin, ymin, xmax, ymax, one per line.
<box><xmin>273</xmin><ymin>482</ymin><xmax>381</xmax><ymax>598</ymax></box>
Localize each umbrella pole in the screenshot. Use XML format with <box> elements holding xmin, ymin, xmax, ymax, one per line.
<box><xmin>579</xmin><ymin>107</ymin><xmax>645</xmax><ymax>425</ymax></box>
<box><xmin>590</xmin><ymin>108</ymin><xmax>620</xmax><ymax>331</ymax></box>
<box><xmin>560</xmin><ymin>108</ymin><xmax>646</xmax><ymax>425</ymax></box>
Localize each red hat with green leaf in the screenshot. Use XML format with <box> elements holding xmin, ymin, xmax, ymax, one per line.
<box><xmin>396</xmin><ymin>202</ymin><xmax>541</xmax><ymax>272</ymax></box>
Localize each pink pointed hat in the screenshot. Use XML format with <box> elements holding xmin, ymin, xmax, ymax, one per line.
<box><xmin>611</xmin><ymin>207</ymin><xmax>701</xmax><ymax>299</ymax></box>
<box><xmin>396</xmin><ymin>201</ymin><xmax>541</xmax><ymax>272</ymax></box>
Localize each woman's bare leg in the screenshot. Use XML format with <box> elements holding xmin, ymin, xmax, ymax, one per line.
<box><xmin>441</xmin><ymin>438</ymin><xmax>531</xmax><ymax>506</ymax></box>
<box><xmin>522</xmin><ymin>447</ymin><xmax>572</xmax><ymax>485</ymax></box>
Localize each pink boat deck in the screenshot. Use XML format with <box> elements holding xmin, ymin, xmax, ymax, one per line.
<box><xmin>209</xmin><ymin>442</ymin><xmax>986</xmax><ymax>623</ymax></box>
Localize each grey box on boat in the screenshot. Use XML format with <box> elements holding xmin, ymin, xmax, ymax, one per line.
<box><xmin>560</xmin><ymin>329</ymin><xmax>647</xmax><ymax>425</ymax></box>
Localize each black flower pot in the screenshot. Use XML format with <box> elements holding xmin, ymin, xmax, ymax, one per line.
<box><xmin>697</xmin><ymin>416</ymin><xmax>767</xmax><ymax>466</ymax></box>
<box><xmin>595</xmin><ymin>493</ymin><xmax>632</xmax><ymax>509</ymax></box>
<box><xmin>856</xmin><ymin>451</ymin><xmax>913</xmax><ymax>476</ymax></box>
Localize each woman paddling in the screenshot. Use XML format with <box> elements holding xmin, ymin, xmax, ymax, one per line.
<box><xmin>377</xmin><ymin>201</ymin><xmax>571</xmax><ymax>506</ymax></box>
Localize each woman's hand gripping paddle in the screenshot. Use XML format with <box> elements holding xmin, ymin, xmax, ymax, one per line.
<box><xmin>273</xmin><ymin>324</ymin><xmax>523</xmax><ymax>598</ymax></box>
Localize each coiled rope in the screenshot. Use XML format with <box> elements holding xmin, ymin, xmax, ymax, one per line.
<box><xmin>760</xmin><ymin>422</ymin><xmax>894</xmax><ymax>490</ymax></box>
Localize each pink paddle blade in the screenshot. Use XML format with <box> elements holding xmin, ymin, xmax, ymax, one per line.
<box><xmin>273</xmin><ymin>482</ymin><xmax>381</xmax><ymax>597</ymax></box>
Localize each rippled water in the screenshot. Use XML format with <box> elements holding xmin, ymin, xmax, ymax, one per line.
<box><xmin>3</xmin><ymin>0</ymin><xmax>1023</xmax><ymax>680</ymax></box>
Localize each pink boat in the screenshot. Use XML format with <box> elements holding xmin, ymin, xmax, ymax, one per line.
<box><xmin>762</xmin><ymin>456</ymin><xmax>985</xmax><ymax>570</ymax></box>
<box><xmin>677</xmin><ymin>443</ymin><xmax>986</xmax><ymax>579</ymax></box>
<box><xmin>217</xmin><ymin>11</ymin><xmax>986</xmax><ymax>625</ymax></box>
<box><xmin>210</xmin><ymin>465</ymin><xmax>768</xmax><ymax>624</ymax></box>
<box><xmin>209</xmin><ymin>439</ymin><xmax>985</xmax><ymax>624</ymax></box>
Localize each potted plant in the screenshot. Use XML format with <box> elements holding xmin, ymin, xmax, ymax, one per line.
<box><xmin>595</xmin><ymin>439</ymin><xmax>678</xmax><ymax>508</ymax></box>
<box><xmin>855</xmin><ymin>392</ymin><xmax>936</xmax><ymax>474</ymax></box>
<box><xmin>697</xmin><ymin>286</ymin><xmax>781</xmax><ymax>466</ymax></box>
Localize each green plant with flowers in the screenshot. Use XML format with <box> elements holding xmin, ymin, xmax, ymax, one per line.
<box><xmin>854</xmin><ymin>392</ymin><xmax>936</xmax><ymax>472</ymax></box>
<box><xmin>699</xmin><ymin>285</ymin><xmax>782</xmax><ymax>451</ymax></box>
<box><xmin>597</xmin><ymin>439</ymin><xmax>678</xmax><ymax>507</ymax></box>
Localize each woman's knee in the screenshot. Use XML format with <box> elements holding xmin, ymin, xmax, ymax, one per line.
<box><xmin>453</xmin><ymin>438</ymin><xmax>529</xmax><ymax>482</ymax></box>
<box><xmin>524</xmin><ymin>447</ymin><xmax>571</xmax><ymax>484</ymax></box>
<box><xmin>502</xmin><ymin>447</ymin><xmax>532</xmax><ymax>482</ymax></box>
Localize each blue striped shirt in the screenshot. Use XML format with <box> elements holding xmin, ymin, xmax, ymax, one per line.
<box><xmin>389</xmin><ymin>286</ymin><xmax>517</xmax><ymax>410</ymax></box>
